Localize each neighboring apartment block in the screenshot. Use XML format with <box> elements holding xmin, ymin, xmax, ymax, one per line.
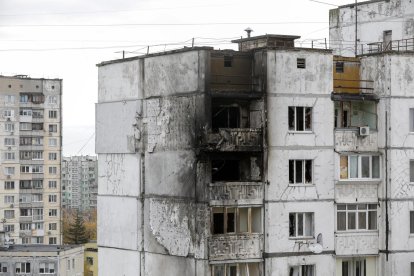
<box><xmin>0</xmin><ymin>243</ymin><xmax>83</xmax><ymax>276</ymax></box>
<box><xmin>0</xmin><ymin>75</ymin><xmax>62</xmax><ymax>245</ymax></box>
<box><xmin>62</xmin><ymin>156</ymin><xmax>97</xmax><ymax>211</ymax></box>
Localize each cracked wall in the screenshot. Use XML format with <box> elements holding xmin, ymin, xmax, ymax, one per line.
<box><xmin>97</xmin><ymin>49</ymin><xmax>210</xmax><ymax>276</ymax></box>
<box><xmin>329</xmin><ymin>0</ymin><xmax>414</xmax><ymax>56</ymax></box>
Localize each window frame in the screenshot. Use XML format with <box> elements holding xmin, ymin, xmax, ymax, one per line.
<box><xmin>289</xmin><ymin>212</ymin><xmax>314</xmax><ymax>239</ymax></box>
<box><xmin>288</xmin><ymin>106</ymin><xmax>312</xmax><ymax>132</ymax></box>
<box><xmin>289</xmin><ymin>159</ymin><xmax>313</xmax><ymax>185</ymax></box>
<box><xmin>339</xmin><ymin>155</ymin><xmax>381</xmax><ymax>180</ymax></box>
<box><xmin>289</xmin><ymin>265</ymin><xmax>315</xmax><ymax>276</ymax></box>
<box><xmin>337</xmin><ymin>204</ymin><xmax>377</xmax><ymax>232</ymax></box>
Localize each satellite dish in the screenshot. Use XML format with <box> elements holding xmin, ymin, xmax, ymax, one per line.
<box><xmin>317</xmin><ymin>233</ymin><xmax>323</xmax><ymax>245</ymax></box>
<box><xmin>308</xmin><ymin>243</ymin><xmax>323</xmax><ymax>254</ymax></box>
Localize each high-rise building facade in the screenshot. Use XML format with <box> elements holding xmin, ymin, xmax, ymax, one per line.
<box><xmin>96</xmin><ymin>1</ymin><xmax>414</xmax><ymax>274</ymax></box>
<box><xmin>0</xmin><ymin>75</ymin><xmax>62</xmax><ymax>245</ymax></box>
<box><xmin>96</xmin><ymin>36</ymin><xmax>335</xmax><ymax>275</ymax></box>
<box><xmin>62</xmin><ymin>155</ymin><xmax>98</xmax><ymax>211</ymax></box>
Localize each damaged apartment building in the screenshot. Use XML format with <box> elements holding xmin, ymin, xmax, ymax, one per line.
<box><xmin>96</xmin><ymin>1</ymin><xmax>414</xmax><ymax>275</ymax></box>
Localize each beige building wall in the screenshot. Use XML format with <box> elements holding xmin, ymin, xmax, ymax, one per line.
<box><xmin>0</xmin><ymin>75</ymin><xmax>62</xmax><ymax>245</ymax></box>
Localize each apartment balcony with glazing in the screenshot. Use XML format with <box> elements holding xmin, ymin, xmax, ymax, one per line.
<box><xmin>335</xmin><ymin>202</ymin><xmax>379</xmax><ymax>256</ymax></box>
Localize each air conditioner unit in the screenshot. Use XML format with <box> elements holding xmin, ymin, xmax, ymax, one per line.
<box><xmin>6</xmin><ymin>117</ymin><xmax>10</xmax><ymax>121</ymax></box>
<box><xmin>359</xmin><ymin>126</ymin><xmax>370</xmax><ymax>136</ymax></box>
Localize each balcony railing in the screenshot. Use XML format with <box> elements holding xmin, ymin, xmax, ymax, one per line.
<box><xmin>203</xmin><ymin>128</ymin><xmax>262</xmax><ymax>152</ymax></box>
<box><xmin>335</xmin><ymin>231</ymin><xmax>379</xmax><ymax>256</ymax></box>
<box><xmin>362</xmin><ymin>38</ymin><xmax>414</xmax><ymax>54</ymax></box>
<box><xmin>209</xmin><ymin>233</ymin><xmax>263</xmax><ymax>261</ymax></box>
<box><xmin>333</xmin><ymin>79</ymin><xmax>374</xmax><ymax>94</ymax></box>
<box><xmin>209</xmin><ymin>182</ymin><xmax>263</xmax><ymax>206</ymax></box>
<box><xmin>334</xmin><ymin>129</ymin><xmax>378</xmax><ymax>152</ymax></box>
<box><xmin>335</xmin><ymin>182</ymin><xmax>379</xmax><ymax>203</ymax></box>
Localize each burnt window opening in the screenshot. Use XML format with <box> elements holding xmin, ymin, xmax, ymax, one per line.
<box><xmin>224</xmin><ymin>56</ymin><xmax>233</xmax><ymax>67</ymax></box>
<box><xmin>288</xmin><ymin>106</ymin><xmax>312</xmax><ymax>131</ymax></box>
<box><xmin>212</xmin><ymin>159</ymin><xmax>240</xmax><ymax>182</ymax></box>
<box><xmin>289</xmin><ymin>160</ymin><xmax>312</xmax><ymax>184</ymax></box>
<box><xmin>212</xmin><ymin>106</ymin><xmax>240</xmax><ymax>131</ymax></box>
<box><xmin>297</xmin><ymin>58</ymin><xmax>306</xmax><ymax>69</ymax></box>
<box><xmin>336</xmin><ymin>62</ymin><xmax>344</xmax><ymax>73</ymax></box>
<box><xmin>213</xmin><ymin>213</ymin><xmax>224</xmax><ymax>234</ymax></box>
<box><xmin>212</xmin><ymin>207</ymin><xmax>262</xmax><ymax>235</ymax></box>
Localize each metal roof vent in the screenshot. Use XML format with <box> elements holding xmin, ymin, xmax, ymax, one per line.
<box><xmin>244</xmin><ymin>27</ymin><xmax>253</xmax><ymax>38</ymax></box>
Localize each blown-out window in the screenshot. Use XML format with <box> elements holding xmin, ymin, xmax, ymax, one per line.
<box><xmin>289</xmin><ymin>107</ymin><xmax>312</xmax><ymax>131</ymax></box>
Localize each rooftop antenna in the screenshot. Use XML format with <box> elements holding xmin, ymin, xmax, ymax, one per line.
<box><xmin>244</xmin><ymin>27</ymin><xmax>253</xmax><ymax>38</ymax></box>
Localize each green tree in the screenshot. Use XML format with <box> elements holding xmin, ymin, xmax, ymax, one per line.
<box><xmin>67</xmin><ymin>210</ymin><xmax>89</xmax><ymax>244</ymax></box>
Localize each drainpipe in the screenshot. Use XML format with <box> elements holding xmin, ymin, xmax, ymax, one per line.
<box><xmin>385</xmin><ymin>111</ymin><xmax>389</xmax><ymax>261</ymax></box>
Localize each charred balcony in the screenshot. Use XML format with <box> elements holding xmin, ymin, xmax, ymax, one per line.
<box><xmin>202</xmin><ymin>99</ymin><xmax>263</xmax><ymax>152</ymax></box>
<box><xmin>209</xmin><ymin>206</ymin><xmax>263</xmax><ymax>261</ymax></box>
<box><xmin>209</xmin><ymin>155</ymin><xmax>263</xmax><ymax>206</ymax></box>
<box><xmin>210</xmin><ymin>51</ymin><xmax>264</xmax><ymax>97</ymax></box>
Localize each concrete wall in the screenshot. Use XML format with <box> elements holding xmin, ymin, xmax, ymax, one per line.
<box><xmin>360</xmin><ymin>52</ymin><xmax>414</xmax><ymax>275</ymax></box>
<box><xmin>97</xmin><ymin>49</ymin><xmax>210</xmax><ymax>276</ymax></box>
<box><xmin>330</xmin><ymin>0</ymin><xmax>414</xmax><ymax>56</ymax></box>
<box><xmin>265</xmin><ymin>49</ymin><xmax>335</xmax><ymax>274</ymax></box>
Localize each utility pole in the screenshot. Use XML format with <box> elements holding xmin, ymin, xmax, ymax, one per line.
<box><xmin>355</xmin><ymin>0</ymin><xmax>358</xmax><ymax>56</ymax></box>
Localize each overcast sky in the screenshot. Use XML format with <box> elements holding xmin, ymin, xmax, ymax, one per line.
<box><xmin>0</xmin><ymin>0</ymin><xmax>352</xmax><ymax>156</ymax></box>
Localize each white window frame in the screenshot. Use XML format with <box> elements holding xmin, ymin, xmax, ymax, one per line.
<box><xmin>49</xmin><ymin>138</ymin><xmax>58</xmax><ymax>147</ymax></box>
<box><xmin>340</xmin><ymin>155</ymin><xmax>380</xmax><ymax>180</ymax></box>
<box><xmin>49</xmin><ymin>209</ymin><xmax>57</xmax><ymax>217</ymax></box>
<box><xmin>19</xmin><ymin>122</ymin><xmax>31</xmax><ymax>131</ymax></box>
<box><xmin>4</xmin><ymin>181</ymin><xmax>14</xmax><ymax>190</ymax></box>
<box><xmin>32</xmin><ymin>165</ymin><xmax>43</xmax><ymax>173</ymax></box>
<box><xmin>49</xmin><ymin>166</ymin><xmax>57</xmax><ymax>174</ymax></box>
<box><xmin>337</xmin><ymin>204</ymin><xmax>377</xmax><ymax>231</ymax></box>
<box><xmin>48</xmin><ymin>124</ymin><xmax>57</xmax><ymax>133</ymax></box>
<box><xmin>48</xmin><ymin>110</ymin><xmax>57</xmax><ymax>118</ymax></box>
<box><xmin>49</xmin><ymin>181</ymin><xmax>57</xmax><ymax>189</ymax></box>
<box><xmin>4</xmin><ymin>152</ymin><xmax>15</xmax><ymax>161</ymax></box>
<box><xmin>288</xmin><ymin>106</ymin><xmax>312</xmax><ymax>132</ymax></box>
<box><xmin>39</xmin><ymin>262</ymin><xmax>55</xmax><ymax>274</ymax></box>
<box><xmin>15</xmin><ymin>262</ymin><xmax>31</xmax><ymax>274</ymax></box>
<box><xmin>49</xmin><ymin>237</ymin><xmax>57</xmax><ymax>245</ymax></box>
<box><xmin>4</xmin><ymin>167</ymin><xmax>15</xmax><ymax>175</ymax></box>
<box><xmin>48</xmin><ymin>152</ymin><xmax>57</xmax><ymax>160</ymax></box>
<box><xmin>5</xmin><ymin>95</ymin><xmax>15</xmax><ymax>104</ymax></box>
<box><xmin>4</xmin><ymin>196</ymin><xmax>14</xmax><ymax>204</ymax></box>
<box><xmin>49</xmin><ymin>223</ymin><xmax>57</xmax><ymax>231</ymax></box>
<box><xmin>4</xmin><ymin>123</ymin><xmax>14</xmax><ymax>132</ymax></box>
<box><xmin>289</xmin><ymin>212</ymin><xmax>314</xmax><ymax>238</ymax></box>
<box><xmin>4</xmin><ymin>210</ymin><xmax>14</xmax><ymax>219</ymax></box>
<box><xmin>341</xmin><ymin>259</ymin><xmax>367</xmax><ymax>276</ymax></box>
<box><xmin>49</xmin><ymin>195</ymin><xmax>57</xmax><ymax>203</ymax></box>
<box><xmin>289</xmin><ymin>159</ymin><xmax>313</xmax><ymax>185</ymax></box>
<box><xmin>4</xmin><ymin>138</ymin><xmax>15</xmax><ymax>146</ymax></box>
